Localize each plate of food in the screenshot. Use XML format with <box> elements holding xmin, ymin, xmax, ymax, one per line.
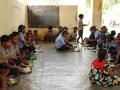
<box><xmin>22</xmin><ymin>67</ymin><xmax>32</xmax><ymax>74</ymax></box>
<box><xmin>72</xmin><ymin>48</ymin><xmax>81</xmax><ymax>52</ymax></box>
<box><xmin>7</xmin><ymin>78</ymin><xmax>18</xmax><ymax>85</ymax></box>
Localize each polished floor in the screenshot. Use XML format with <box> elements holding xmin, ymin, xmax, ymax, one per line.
<box><xmin>9</xmin><ymin>43</ymin><xmax>120</xmax><ymax>90</ymax></box>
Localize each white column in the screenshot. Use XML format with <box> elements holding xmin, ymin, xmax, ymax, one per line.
<box><xmin>92</xmin><ymin>0</ymin><xmax>103</xmax><ymax>30</ymax></box>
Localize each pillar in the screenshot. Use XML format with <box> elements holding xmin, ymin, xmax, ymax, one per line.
<box><xmin>92</xmin><ymin>0</ymin><xmax>103</xmax><ymax>30</ymax></box>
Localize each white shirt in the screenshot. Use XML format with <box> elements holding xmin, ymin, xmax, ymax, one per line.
<box><xmin>55</xmin><ymin>33</ymin><xmax>65</xmax><ymax>48</ymax></box>
<box><xmin>94</xmin><ymin>31</ymin><xmax>101</xmax><ymax>42</ymax></box>
<box><xmin>19</xmin><ymin>32</ymin><xmax>26</xmax><ymax>48</ymax></box>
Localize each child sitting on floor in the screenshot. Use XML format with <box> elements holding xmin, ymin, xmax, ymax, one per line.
<box><xmin>55</xmin><ymin>30</ymin><xmax>73</xmax><ymax>51</ymax></box>
<box><xmin>34</xmin><ymin>30</ymin><xmax>41</xmax><ymax>45</ymax></box>
<box><xmin>70</xmin><ymin>27</ymin><xmax>77</xmax><ymax>42</ymax></box>
<box><xmin>10</xmin><ymin>32</ymin><xmax>29</xmax><ymax>66</ymax></box>
<box><xmin>84</xmin><ymin>26</ymin><xmax>98</xmax><ymax>47</ymax></box>
<box><xmin>25</xmin><ymin>33</ymin><xmax>35</xmax><ymax>53</ymax></box>
<box><xmin>18</xmin><ymin>25</ymin><xmax>26</xmax><ymax>50</ymax></box>
<box><xmin>27</xmin><ymin>30</ymin><xmax>33</xmax><ymax>36</ymax></box>
<box><xmin>89</xmin><ymin>48</ymin><xmax>120</xmax><ymax>87</ymax></box>
<box><xmin>56</xmin><ymin>26</ymin><xmax>63</xmax><ymax>38</ymax></box>
<box><xmin>0</xmin><ymin>35</ymin><xmax>23</xmax><ymax>73</ymax></box>
<box><xmin>44</xmin><ymin>26</ymin><xmax>54</xmax><ymax>42</ymax></box>
<box><xmin>0</xmin><ymin>35</ymin><xmax>22</xmax><ymax>85</ymax></box>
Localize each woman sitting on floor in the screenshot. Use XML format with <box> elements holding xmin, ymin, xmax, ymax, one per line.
<box><xmin>89</xmin><ymin>48</ymin><xmax>120</xmax><ymax>87</ymax></box>
<box><xmin>55</xmin><ymin>30</ymin><xmax>73</xmax><ymax>51</ymax></box>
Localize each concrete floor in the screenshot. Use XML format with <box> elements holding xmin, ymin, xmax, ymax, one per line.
<box><xmin>9</xmin><ymin>43</ymin><xmax>120</xmax><ymax>90</ymax></box>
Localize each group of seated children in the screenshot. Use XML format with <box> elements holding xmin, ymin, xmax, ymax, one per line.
<box><xmin>89</xmin><ymin>48</ymin><xmax>120</xmax><ymax>87</ymax></box>
<box><xmin>54</xmin><ymin>25</ymin><xmax>120</xmax><ymax>86</ymax></box>
<box><xmin>44</xmin><ymin>26</ymin><xmax>77</xmax><ymax>43</ymax></box>
<box><xmin>84</xmin><ymin>26</ymin><xmax>119</xmax><ymax>61</ymax></box>
<box><xmin>84</xmin><ymin>26</ymin><xmax>114</xmax><ymax>48</ymax></box>
<box><xmin>88</xmin><ymin>26</ymin><xmax>120</xmax><ymax>86</ymax></box>
<box><xmin>0</xmin><ymin>24</ymin><xmax>40</xmax><ymax>89</ymax></box>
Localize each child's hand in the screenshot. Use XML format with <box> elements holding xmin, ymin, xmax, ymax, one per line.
<box><xmin>107</xmin><ymin>66</ymin><xmax>115</xmax><ymax>76</ymax></box>
<box><xmin>9</xmin><ymin>56</ymin><xmax>17</xmax><ymax>60</ymax></box>
<box><xmin>7</xmin><ymin>56</ymin><xmax>16</xmax><ymax>61</ymax></box>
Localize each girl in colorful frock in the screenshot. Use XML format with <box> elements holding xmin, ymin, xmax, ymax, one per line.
<box><xmin>89</xmin><ymin>48</ymin><xmax>120</xmax><ymax>87</ymax></box>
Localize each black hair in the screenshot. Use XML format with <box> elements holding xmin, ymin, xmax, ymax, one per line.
<box><xmin>26</xmin><ymin>32</ymin><xmax>32</xmax><ymax>36</ymax></box>
<box><xmin>79</xmin><ymin>14</ymin><xmax>84</xmax><ymax>17</ymax></box>
<box><xmin>63</xmin><ymin>27</ymin><xmax>68</xmax><ymax>30</ymax></box>
<box><xmin>18</xmin><ymin>24</ymin><xmax>25</xmax><ymax>33</ymax></box>
<box><xmin>111</xmin><ymin>30</ymin><xmax>116</xmax><ymax>36</ymax></box>
<box><xmin>34</xmin><ymin>30</ymin><xmax>38</xmax><ymax>34</ymax></box>
<box><xmin>0</xmin><ymin>35</ymin><xmax>10</xmax><ymax>45</ymax></box>
<box><xmin>97</xmin><ymin>48</ymin><xmax>107</xmax><ymax>62</ymax></box>
<box><xmin>109</xmin><ymin>30</ymin><xmax>116</xmax><ymax>41</ymax></box>
<box><xmin>9</xmin><ymin>32</ymin><xmax>18</xmax><ymax>39</ymax></box>
<box><xmin>118</xmin><ymin>33</ymin><xmax>120</xmax><ymax>36</ymax></box>
<box><xmin>74</xmin><ymin>27</ymin><xmax>77</xmax><ymax>29</ymax></box>
<box><xmin>48</xmin><ymin>26</ymin><xmax>53</xmax><ymax>29</ymax></box>
<box><xmin>90</xmin><ymin>26</ymin><xmax>97</xmax><ymax>30</ymax></box>
<box><xmin>34</xmin><ymin>30</ymin><xmax>37</xmax><ymax>32</ymax></box>
<box><xmin>98</xmin><ymin>43</ymin><xmax>103</xmax><ymax>49</ymax></box>
<box><xmin>101</xmin><ymin>26</ymin><xmax>107</xmax><ymax>29</ymax></box>
<box><xmin>58</xmin><ymin>26</ymin><xmax>62</xmax><ymax>28</ymax></box>
<box><xmin>62</xmin><ymin>30</ymin><xmax>68</xmax><ymax>36</ymax></box>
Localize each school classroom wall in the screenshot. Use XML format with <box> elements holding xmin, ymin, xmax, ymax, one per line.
<box><xmin>0</xmin><ymin>0</ymin><xmax>27</xmax><ymax>36</ymax></box>
<box><xmin>28</xmin><ymin>5</ymin><xmax>78</xmax><ymax>40</ymax></box>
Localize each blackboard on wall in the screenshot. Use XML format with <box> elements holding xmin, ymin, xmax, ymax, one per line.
<box><xmin>27</xmin><ymin>5</ymin><xmax>59</xmax><ymax>28</ymax></box>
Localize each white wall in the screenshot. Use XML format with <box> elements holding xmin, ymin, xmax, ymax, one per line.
<box><xmin>0</xmin><ymin>0</ymin><xmax>27</xmax><ymax>36</ymax></box>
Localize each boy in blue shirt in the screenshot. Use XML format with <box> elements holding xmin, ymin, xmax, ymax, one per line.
<box><xmin>55</xmin><ymin>31</ymin><xmax>73</xmax><ymax>51</ymax></box>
